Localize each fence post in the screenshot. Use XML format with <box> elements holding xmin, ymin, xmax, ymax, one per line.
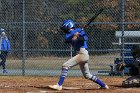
<box><xmin>121</xmin><ymin>0</ymin><xmax>125</xmax><ymax>76</ymax></box>
<box><xmin>22</xmin><ymin>0</ymin><xmax>25</xmax><ymax>76</ymax></box>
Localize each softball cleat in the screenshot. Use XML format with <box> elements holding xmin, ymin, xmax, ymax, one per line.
<box><xmin>99</xmin><ymin>85</ymin><xmax>109</xmax><ymax>89</ymax></box>
<box><xmin>48</xmin><ymin>84</ymin><xmax>62</xmax><ymax>90</ymax></box>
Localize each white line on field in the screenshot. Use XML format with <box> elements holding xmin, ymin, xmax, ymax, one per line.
<box><xmin>26</xmin><ymin>90</ymin><xmax>47</xmax><ymax>93</ymax></box>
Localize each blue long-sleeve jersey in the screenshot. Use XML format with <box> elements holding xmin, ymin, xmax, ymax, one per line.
<box><xmin>0</xmin><ymin>37</ymin><xmax>11</xmax><ymax>51</ymax></box>
<box><xmin>65</xmin><ymin>28</ymin><xmax>88</xmax><ymax>51</ymax></box>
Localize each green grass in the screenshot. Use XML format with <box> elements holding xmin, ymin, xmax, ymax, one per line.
<box><xmin>5</xmin><ymin>53</ymin><xmax>120</xmax><ymax>70</ymax></box>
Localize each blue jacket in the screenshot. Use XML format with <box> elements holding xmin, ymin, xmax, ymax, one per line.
<box><xmin>0</xmin><ymin>37</ymin><xmax>11</xmax><ymax>51</ymax></box>
<box><xmin>65</xmin><ymin>28</ymin><xmax>88</xmax><ymax>51</ymax></box>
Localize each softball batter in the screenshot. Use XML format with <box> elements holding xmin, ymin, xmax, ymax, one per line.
<box><xmin>48</xmin><ymin>19</ymin><xmax>109</xmax><ymax>90</ymax></box>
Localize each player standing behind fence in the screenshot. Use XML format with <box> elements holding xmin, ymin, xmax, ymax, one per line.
<box><xmin>0</xmin><ymin>28</ymin><xmax>11</xmax><ymax>74</ymax></box>
<box><xmin>48</xmin><ymin>19</ymin><xmax>109</xmax><ymax>90</ymax></box>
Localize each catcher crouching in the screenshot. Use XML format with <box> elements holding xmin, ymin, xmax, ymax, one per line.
<box><xmin>116</xmin><ymin>45</ymin><xmax>140</xmax><ymax>87</ymax></box>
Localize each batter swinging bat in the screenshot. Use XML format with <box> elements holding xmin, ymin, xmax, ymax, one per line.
<box><xmin>83</xmin><ymin>8</ymin><xmax>104</xmax><ymax>29</ymax></box>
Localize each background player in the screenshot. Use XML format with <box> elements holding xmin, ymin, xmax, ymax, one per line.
<box><xmin>48</xmin><ymin>19</ymin><xmax>109</xmax><ymax>90</ymax></box>
<box><xmin>0</xmin><ymin>28</ymin><xmax>11</xmax><ymax>74</ymax></box>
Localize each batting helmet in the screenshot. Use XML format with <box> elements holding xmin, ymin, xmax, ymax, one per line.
<box><xmin>0</xmin><ymin>28</ymin><xmax>6</xmax><ymax>36</ymax></box>
<box><xmin>0</xmin><ymin>28</ymin><xmax>5</xmax><ymax>34</ymax></box>
<box><xmin>0</xmin><ymin>28</ymin><xmax>5</xmax><ymax>32</ymax></box>
<box><xmin>60</xmin><ymin>19</ymin><xmax>75</xmax><ymax>33</ymax></box>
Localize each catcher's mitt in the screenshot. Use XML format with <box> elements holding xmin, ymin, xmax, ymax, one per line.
<box><xmin>116</xmin><ymin>62</ymin><xmax>126</xmax><ymax>71</ymax></box>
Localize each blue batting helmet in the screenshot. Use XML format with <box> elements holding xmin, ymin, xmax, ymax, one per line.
<box><xmin>0</xmin><ymin>28</ymin><xmax>5</xmax><ymax>32</ymax></box>
<box><xmin>60</xmin><ymin>19</ymin><xmax>75</xmax><ymax>32</ymax></box>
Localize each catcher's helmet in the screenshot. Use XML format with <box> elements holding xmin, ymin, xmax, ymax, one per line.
<box><xmin>60</xmin><ymin>19</ymin><xmax>75</xmax><ymax>33</ymax></box>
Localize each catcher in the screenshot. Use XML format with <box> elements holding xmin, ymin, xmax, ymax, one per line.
<box><xmin>116</xmin><ymin>45</ymin><xmax>140</xmax><ymax>87</ymax></box>
<box><xmin>48</xmin><ymin>19</ymin><xmax>109</xmax><ymax>90</ymax></box>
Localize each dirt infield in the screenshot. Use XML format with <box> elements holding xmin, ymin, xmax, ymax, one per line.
<box><xmin>0</xmin><ymin>76</ymin><xmax>139</xmax><ymax>93</ymax></box>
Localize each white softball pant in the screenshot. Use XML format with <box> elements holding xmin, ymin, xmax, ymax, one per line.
<box><xmin>62</xmin><ymin>48</ymin><xmax>94</xmax><ymax>79</ymax></box>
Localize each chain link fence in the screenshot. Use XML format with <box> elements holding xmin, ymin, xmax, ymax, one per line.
<box><xmin>0</xmin><ymin>0</ymin><xmax>140</xmax><ymax>76</ymax></box>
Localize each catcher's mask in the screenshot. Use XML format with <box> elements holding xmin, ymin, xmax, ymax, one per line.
<box><xmin>60</xmin><ymin>19</ymin><xmax>75</xmax><ymax>33</ymax></box>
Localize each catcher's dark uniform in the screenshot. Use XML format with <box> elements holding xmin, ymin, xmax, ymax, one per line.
<box><xmin>116</xmin><ymin>45</ymin><xmax>140</xmax><ymax>74</ymax></box>
<box><xmin>126</xmin><ymin>45</ymin><xmax>140</xmax><ymax>75</ymax></box>
<box><xmin>117</xmin><ymin>45</ymin><xmax>140</xmax><ymax>87</ymax></box>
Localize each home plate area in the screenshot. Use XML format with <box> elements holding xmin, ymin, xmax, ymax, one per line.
<box><xmin>63</xmin><ymin>86</ymin><xmax>81</xmax><ymax>90</ymax></box>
